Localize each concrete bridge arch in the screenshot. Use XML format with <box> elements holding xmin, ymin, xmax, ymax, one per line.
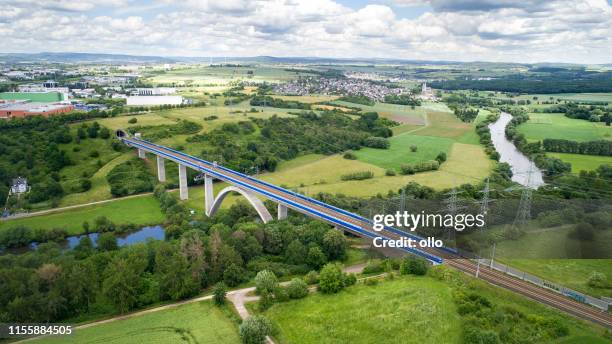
<box><xmin>208</xmin><ymin>186</ymin><xmax>273</xmax><ymax>223</ymax></box>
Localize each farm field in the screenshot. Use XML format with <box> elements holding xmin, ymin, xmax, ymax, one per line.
<box><xmin>262</xmin><ymin>274</ymin><xmax>608</xmax><ymax>344</ymax></box>
<box><xmin>501</xmin><ymin>259</ymin><xmax>612</xmax><ymax>299</ymax></box>
<box><xmin>35</xmin><ymin>301</ymin><xmax>240</xmax><ymax>344</ymax></box>
<box><xmin>548</xmin><ymin>153</ymin><xmax>612</xmax><ymax>173</ymax></box>
<box><xmin>517</xmin><ymin>113</ymin><xmax>612</xmax><ymax>142</ymax></box>
<box><xmin>257</xmin><ymin>143</ymin><xmax>491</xmax><ymax>197</ymax></box>
<box><xmin>354</xmin><ymin>134</ymin><xmax>454</xmax><ymax>171</ymax></box>
<box><xmin>0</xmin><ymin>195</ymin><xmax>164</xmax><ymax>234</ymax></box>
<box><xmin>495</xmin><ymin>92</ymin><xmax>612</xmax><ymax>103</ymax></box>
<box><xmin>332</xmin><ymin>100</ymin><xmax>427</xmax><ymax>125</ymax></box>
<box><xmin>143</xmin><ymin>66</ymin><xmax>308</xmax><ymax>86</ymax></box>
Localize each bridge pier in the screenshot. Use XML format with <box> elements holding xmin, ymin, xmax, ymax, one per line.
<box><xmin>156</xmin><ymin>156</ymin><xmax>166</xmax><ymax>182</ymax></box>
<box><xmin>204</xmin><ymin>174</ymin><xmax>214</xmax><ymax>216</ymax></box>
<box><xmin>178</xmin><ymin>164</ymin><xmax>188</xmax><ymax>200</ymax></box>
<box><xmin>135</xmin><ymin>133</ymin><xmax>146</xmax><ymax>159</ymax></box>
<box><xmin>278</xmin><ymin>204</ymin><xmax>288</xmax><ymax>220</ymax></box>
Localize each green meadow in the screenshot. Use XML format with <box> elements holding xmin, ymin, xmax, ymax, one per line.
<box><xmin>354</xmin><ymin>134</ymin><xmax>454</xmax><ymax>171</ymax></box>
<box><xmin>548</xmin><ymin>153</ymin><xmax>612</xmax><ymax>173</ymax></box>
<box><xmin>36</xmin><ymin>301</ymin><xmax>240</xmax><ymax>344</ymax></box>
<box><xmin>0</xmin><ymin>195</ymin><xmax>164</xmax><ymax>235</ymax></box>
<box><xmin>262</xmin><ymin>274</ymin><xmax>609</xmax><ymax>344</ymax></box>
<box><xmin>518</xmin><ymin>113</ymin><xmax>612</xmax><ymax>142</ymax></box>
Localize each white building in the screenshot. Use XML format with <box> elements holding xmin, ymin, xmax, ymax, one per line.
<box><xmin>127</xmin><ymin>95</ymin><xmax>183</xmax><ymax>106</ymax></box>
<box><xmin>10</xmin><ymin>177</ymin><xmax>28</xmax><ymax>195</ymax></box>
<box><xmin>134</xmin><ymin>87</ymin><xmax>176</xmax><ymax>96</ymax></box>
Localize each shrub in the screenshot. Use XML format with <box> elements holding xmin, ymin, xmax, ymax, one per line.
<box><xmin>587</xmin><ymin>272</ymin><xmax>607</xmax><ymax>288</ymax></box>
<box><xmin>304</xmin><ymin>271</ymin><xmax>319</xmax><ymax>284</ymax></box>
<box><xmin>340</xmin><ymin>171</ymin><xmax>374</xmax><ymax>181</ymax></box>
<box><xmin>255</xmin><ymin>270</ymin><xmax>278</xmax><ymax>295</ymax></box>
<box><xmin>306</xmin><ymin>246</ymin><xmax>327</xmax><ymax>269</ymax></box>
<box><xmin>258</xmin><ymin>290</ymin><xmax>274</xmax><ymax>311</ymax></box>
<box><xmin>97</xmin><ymin>232</ymin><xmax>118</xmax><ymax>251</ymax></box>
<box><xmin>273</xmin><ymin>286</ymin><xmax>289</xmax><ymax>302</ymax></box>
<box><xmin>128</xmin><ymin>117</ymin><xmax>137</xmax><ymax>124</ymax></box>
<box><xmin>364</xmin><ymin>278</ymin><xmax>378</xmax><ymax>286</ymax></box>
<box><xmin>363</xmin><ymin>137</ymin><xmax>390</xmax><ymax>149</ymax></box>
<box><xmin>318</xmin><ymin>263</ymin><xmax>345</xmax><ymax>294</ymax></box>
<box><xmin>286</xmin><ymin>278</ymin><xmax>309</xmax><ymax>299</ymax></box>
<box><xmin>400</xmin><ymin>164</ymin><xmax>415</xmax><ymax>175</ymax></box>
<box><xmin>463</xmin><ymin>326</ymin><xmax>500</xmax><ymax>344</ymax></box>
<box><xmin>362</xmin><ymin>260</ymin><xmax>384</xmax><ymax>274</ymax></box>
<box><xmin>343</xmin><ymin>151</ymin><xmax>357</xmax><ymax>160</ymax></box>
<box><xmin>343</xmin><ymin>273</ymin><xmax>357</xmax><ymax>287</ymax></box>
<box><xmin>410</xmin><ymin>145</ymin><xmax>418</xmax><ymax>152</ymax></box>
<box><xmin>385</xmin><ymin>169</ymin><xmax>396</xmax><ymax>176</ymax></box>
<box><xmin>435</xmin><ymin>152</ymin><xmax>447</xmax><ymax>163</ymax></box>
<box><xmin>213</xmin><ymin>282</ymin><xmax>227</xmax><ymax>305</ymax></box>
<box><xmin>400</xmin><ymin>256</ymin><xmax>428</xmax><ymax>276</ymax></box>
<box><xmin>239</xmin><ymin>315</ymin><xmax>272</xmax><ymax>344</ymax></box>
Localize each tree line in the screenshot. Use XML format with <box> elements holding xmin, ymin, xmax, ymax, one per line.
<box><xmin>542</xmin><ymin>139</ymin><xmax>612</xmax><ymax>156</ymax></box>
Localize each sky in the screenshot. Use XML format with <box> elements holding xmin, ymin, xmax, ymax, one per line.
<box><xmin>1</xmin><ymin>0</ymin><xmax>612</xmax><ymax>64</ymax></box>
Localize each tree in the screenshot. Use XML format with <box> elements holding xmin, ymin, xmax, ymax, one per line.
<box><xmin>102</xmin><ymin>258</ymin><xmax>140</xmax><ymax>313</ymax></box>
<box><xmin>239</xmin><ymin>315</ymin><xmax>272</xmax><ymax>344</ymax></box>
<box><xmin>318</xmin><ymin>263</ymin><xmax>345</xmax><ymax>294</ymax></box>
<box><xmin>286</xmin><ymin>278</ymin><xmax>308</xmax><ymax>299</ymax></box>
<box><xmin>213</xmin><ymin>282</ymin><xmax>227</xmax><ymax>305</ymax></box>
<box><xmin>306</xmin><ymin>246</ymin><xmax>327</xmax><ymax>269</ymax></box>
<box><xmin>254</xmin><ymin>270</ymin><xmax>278</xmax><ymax>295</ymax></box>
<box><xmin>322</xmin><ymin>230</ymin><xmax>347</xmax><ymax>261</ymax></box>
<box><xmin>223</xmin><ymin>263</ymin><xmax>245</xmax><ymax>287</ymax></box>
<box><xmin>155</xmin><ymin>243</ymin><xmax>199</xmax><ymax>300</ymax></box>
<box><xmin>285</xmin><ymin>239</ymin><xmax>307</xmax><ymax>265</ymax></box>
<box><xmin>97</xmin><ymin>233</ymin><xmax>118</xmax><ymax>251</ymax></box>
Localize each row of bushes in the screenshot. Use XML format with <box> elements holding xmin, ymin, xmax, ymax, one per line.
<box><xmin>340</xmin><ymin>171</ymin><xmax>374</xmax><ymax>181</ymax></box>
<box><xmin>400</xmin><ymin>160</ymin><xmax>440</xmax><ymax>175</ymax></box>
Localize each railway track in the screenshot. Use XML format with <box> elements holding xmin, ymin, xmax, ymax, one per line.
<box><xmin>125</xmin><ymin>136</ymin><xmax>612</xmax><ymax>329</ymax></box>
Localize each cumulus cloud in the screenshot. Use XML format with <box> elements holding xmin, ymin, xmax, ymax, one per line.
<box><xmin>1</xmin><ymin>0</ymin><xmax>611</xmax><ymax>63</ymax></box>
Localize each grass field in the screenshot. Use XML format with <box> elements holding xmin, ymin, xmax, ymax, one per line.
<box><xmin>332</xmin><ymin>100</ymin><xmax>427</xmax><ymax>125</ymax></box>
<box><xmin>500</xmin><ymin>259</ymin><xmax>612</xmax><ymax>299</ymax></box>
<box><xmin>59</xmin><ymin>153</ymin><xmax>133</xmax><ymax>207</ymax></box>
<box><xmin>263</xmin><ymin>274</ymin><xmax>609</xmax><ymax>344</ymax></box>
<box><xmin>518</xmin><ymin>113</ymin><xmax>612</xmax><ymax>142</ymax></box>
<box><xmin>354</xmin><ymin>134</ymin><xmax>454</xmax><ymax>171</ymax></box>
<box><xmin>0</xmin><ymin>195</ymin><xmax>164</xmax><ymax>234</ymax></box>
<box><xmin>58</xmin><ymin>133</ymin><xmax>122</xmax><ymax>195</ymax></box>
<box><xmin>256</xmin><ymin>143</ymin><xmax>491</xmax><ymax>197</ymax></box>
<box><xmin>265</xmin><ymin>277</ymin><xmax>462</xmax><ymax>344</ymax></box>
<box><xmin>548</xmin><ymin>153</ymin><xmax>612</xmax><ymax>172</ymax></box>
<box><xmin>36</xmin><ymin>301</ymin><xmax>240</xmax><ymax>344</ymax></box>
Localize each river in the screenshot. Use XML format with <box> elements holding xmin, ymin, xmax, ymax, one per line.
<box><xmin>488</xmin><ymin>112</ymin><xmax>545</xmax><ymax>188</ymax></box>
<box><xmin>2</xmin><ymin>225</ymin><xmax>165</xmax><ymax>255</ymax></box>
